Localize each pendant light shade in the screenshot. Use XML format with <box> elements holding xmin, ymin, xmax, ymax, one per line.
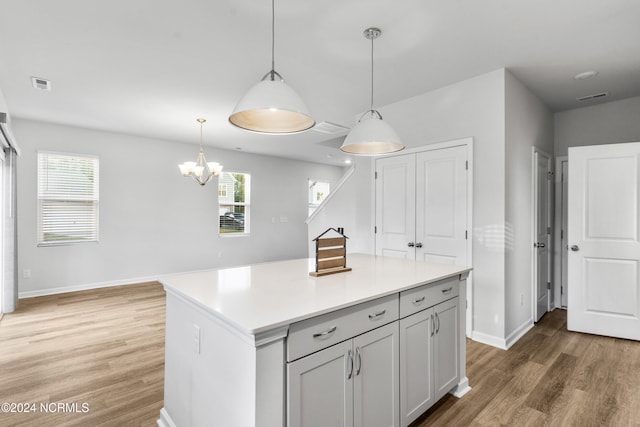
<box><xmin>340</xmin><ymin>110</ymin><xmax>404</xmax><ymax>155</ymax></box>
<box><xmin>229</xmin><ymin>0</ymin><xmax>314</xmax><ymax>134</ymax></box>
<box><xmin>341</xmin><ymin>27</ymin><xmax>404</xmax><ymax>155</ymax></box>
<box><xmin>229</xmin><ymin>72</ymin><xmax>314</xmax><ymax>134</ymax></box>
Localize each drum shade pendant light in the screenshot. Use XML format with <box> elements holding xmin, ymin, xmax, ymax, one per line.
<box><xmin>178</xmin><ymin>118</ymin><xmax>223</xmax><ymax>186</ymax></box>
<box><xmin>229</xmin><ymin>0</ymin><xmax>315</xmax><ymax>134</ymax></box>
<box><xmin>341</xmin><ymin>28</ymin><xmax>405</xmax><ymax>155</ymax></box>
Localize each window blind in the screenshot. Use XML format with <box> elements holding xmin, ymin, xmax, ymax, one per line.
<box><xmin>37</xmin><ymin>152</ymin><xmax>99</xmax><ymax>245</ymax></box>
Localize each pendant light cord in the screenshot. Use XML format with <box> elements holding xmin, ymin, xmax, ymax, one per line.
<box><xmin>370</xmin><ymin>32</ymin><xmax>374</xmax><ymax>111</ymax></box>
<box><xmin>271</xmin><ymin>0</ymin><xmax>275</xmax><ymax>80</ymax></box>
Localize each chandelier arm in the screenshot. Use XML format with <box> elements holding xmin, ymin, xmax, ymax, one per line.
<box><xmin>271</xmin><ymin>0</ymin><xmax>275</xmax><ymax>74</ymax></box>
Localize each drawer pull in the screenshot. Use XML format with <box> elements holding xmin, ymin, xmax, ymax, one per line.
<box><xmin>412</xmin><ymin>296</ymin><xmax>426</xmax><ymax>305</ymax></box>
<box><xmin>441</xmin><ymin>287</ymin><xmax>453</xmax><ymax>294</ymax></box>
<box><xmin>313</xmin><ymin>325</ymin><xmax>337</xmax><ymax>338</ymax></box>
<box><xmin>368</xmin><ymin>310</ymin><xmax>386</xmax><ymax>320</ymax></box>
<box><xmin>355</xmin><ymin>347</ymin><xmax>362</xmax><ymax>376</ymax></box>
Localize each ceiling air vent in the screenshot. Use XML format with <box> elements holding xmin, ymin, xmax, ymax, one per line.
<box><xmin>576</xmin><ymin>92</ymin><xmax>608</xmax><ymax>102</ymax></box>
<box><xmin>312</xmin><ymin>121</ymin><xmax>350</xmax><ymax>135</ymax></box>
<box><xmin>31</xmin><ymin>77</ymin><xmax>52</xmax><ymax>91</ymax></box>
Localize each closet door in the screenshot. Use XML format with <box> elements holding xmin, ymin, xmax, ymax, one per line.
<box><xmin>415</xmin><ymin>146</ymin><xmax>468</xmax><ymax>266</ymax></box>
<box><xmin>375</xmin><ymin>155</ymin><xmax>416</xmax><ymax>259</ymax></box>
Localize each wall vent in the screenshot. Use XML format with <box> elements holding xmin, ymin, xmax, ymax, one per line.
<box><xmin>312</xmin><ymin>121</ymin><xmax>350</xmax><ymax>135</ymax></box>
<box><xmin>31</xmin><ymin>77</ymin><xmax>52</xmax><ymax>91</ymax></box>
<box><xmin>576</xmin><ymin>91</ymin><xmax>608</xmax><ymax>102</ymax></box>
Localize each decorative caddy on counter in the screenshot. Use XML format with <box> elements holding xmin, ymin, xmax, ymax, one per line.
<box><xmin>310</xmin><ymin>227</ymin><xmax>352</xmax><ymax>277</ymax></box>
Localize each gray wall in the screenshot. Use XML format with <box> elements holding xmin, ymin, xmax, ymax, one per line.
<box><xmin>504</xmin><ymin>71</ymin><xmax>554</xmax><ymax>344</ymax></box>
<box><xmin>14</xmin><ymin>119</ymin><xmax>343</xmax><ymax>296</ymax></box>
<box><xmin>554</xmin><ymin>96</ymin><xmax>640</xmax><ymax>156</ymax></box>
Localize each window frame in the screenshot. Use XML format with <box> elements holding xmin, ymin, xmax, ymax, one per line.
<box><xmin>218</xmin><ymin>170</ymin><xmax>250</xmax><ymax>236</ymax></box>
<box><xmin>37</xmin><ymin>151</ymin><xmax>100</xmax><ymax>246</ymax></box>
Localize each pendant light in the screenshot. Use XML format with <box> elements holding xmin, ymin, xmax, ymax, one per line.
<box><xmin>229</xmin><ymin>0</ymin><xmax>315</xmax><ymax>134</ymax></box>
<box><xmin>178</xmin><ymin>118</ymin><xmax>223</xmax><ymax>186</ymax></box>
<box><xmin>340</xmin><ymin>28</ymin><xmax>405</xmax><ymax>155</ymax></box>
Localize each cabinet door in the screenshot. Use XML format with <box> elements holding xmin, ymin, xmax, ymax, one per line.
<box><xmin>287</xmin><ymin>340</ymin><xmax>353</xmax><ymax>427</ymax></box>
<box><xmin>353</xmin><ymin>322</ymin><xmax>400</xmax><ymax>427</ymax></box>
<box><xmin>433</xmin><ymin>297</ymin><xmax>459</xmax><ymax>401</ymax></box>
<box><xmin>399</xmin><ymin>308</ymin><xmax>434</xmax><ymax>427</ymax></box>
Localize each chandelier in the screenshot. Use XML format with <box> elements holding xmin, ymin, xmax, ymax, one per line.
<box><xmin>178</xmin><ymin>118</ymin><xmax>223</xmax><ymax>186</ymax></box>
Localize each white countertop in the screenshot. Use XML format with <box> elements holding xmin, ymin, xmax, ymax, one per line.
<box><xmin>160</xmin><ymin>253</ymin><xmax>471</xmax><ymax>336</ymax></box>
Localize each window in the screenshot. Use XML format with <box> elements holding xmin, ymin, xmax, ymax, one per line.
<box><xmin>37</xmin><ymin>152</ymin><xmax>99</xmax><ymax>245</ymax></box>
<box><xmin>308</xmin><ymin>180</ymin><xmax>330</xmax><ymax>216</ymax></box>
<box><xmin>218</xmin><ymin>171</ymin><xmax>250</xmax><ymax>234</ymax></box>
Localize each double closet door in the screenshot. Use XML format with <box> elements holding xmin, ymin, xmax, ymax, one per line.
<box><xmin>375</xmin><ymin>145</ymin><xmax>468</xmax><ymax>266</ymax></box>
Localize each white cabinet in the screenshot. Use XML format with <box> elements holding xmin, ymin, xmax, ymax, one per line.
<box><xmin>399</xmin><ymin>297</ymin><xmax>459</xmax><ymax>427</ymax></box>
<box><xmin>287</xmin><ymin>322</ymin><xmax>399</xmax><ymax>427</ymax></box>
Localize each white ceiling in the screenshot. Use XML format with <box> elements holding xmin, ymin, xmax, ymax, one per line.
<box><xmin>1</xmin><ymin>0</ymin><xmax>639</xmax><ymax>166</ymax></box>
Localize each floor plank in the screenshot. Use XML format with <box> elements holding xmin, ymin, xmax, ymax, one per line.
<box><xmin>0</xmin><ymin>282</ymin><xmax>165</xmax><ymax>427</ymax></box>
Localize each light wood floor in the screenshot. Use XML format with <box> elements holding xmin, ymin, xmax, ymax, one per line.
<box><xmin>2</xmin><ymin>285</ymin><xmax>640</xmax><ymax>426</ymax></box>
<box><xmin>413</xmin><ymin>309</ymin><xmax>640</xmax><ymax>427</ymax></box>
<box><xmin>0</xmin><ymin>282</ymin><xmax>165</xmax><ymax>427</ymax></box>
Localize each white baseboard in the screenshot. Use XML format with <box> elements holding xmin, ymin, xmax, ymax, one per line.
<box><xmin>471</xmin><ymin>330</ymin><xmax>507</xmax><ymax>350</ymax></box>
<box><xmin>451</xmin><ymin>376</ymin><xmax>471</xmax><ymax>398</ymax></box>
<box><xmin>505</xmin><ymin>319</ymin><xmax>534</xmax><ymax>349</ymax></box>
<box><xmin>18</xmin><ymin>274</ymin><xmax>162</xmax><ymax>298</ymax></box>
<box><xmin>157</xmin><ymin>408</ymin><xmax>177</xmax><ymax>427</ymax></box>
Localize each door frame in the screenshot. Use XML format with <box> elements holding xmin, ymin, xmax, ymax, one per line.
<box><xmin>373</xmin><ymin>137</ymin><xmax>473</xmax><ymax>337</ymax></box>
<box><xmin>531</xmin><ymin>147</ymin><xmax>553</xmax><ymax>322</ymax></box>
<box><xmin>553</xmin><ymin>156</ymin><xmax>568</xmax><ymax>309</ymax></box>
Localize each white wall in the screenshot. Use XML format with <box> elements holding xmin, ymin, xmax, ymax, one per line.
<box><xmin>14</xmin><ymin>119</ymin><xmax>343</xmax><ymax>296</ymax></box>
<box><xmin>307</xmin><ymin>157</ymin><xmax>374</xmax><ymax>258</ymax></box>
<box><xmin>554</xmin><ymin>96</ymin><xmax>640</xmax><ymax>156</ymax></box>
<box><xmin>504</xmin><ymin>71</ymin><xmax>554</xmax><ymax>344</ymax></box>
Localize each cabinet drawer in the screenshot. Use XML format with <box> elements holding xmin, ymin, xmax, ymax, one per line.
<box><xmin>287</xmin><ymin>294</ymin><xmax>399</xmax><ymax>362</ymax></box>
<box><xmin>399</xmin><ymin>277</ymin><xmax>458</xmax><ymax>318</ymax></box>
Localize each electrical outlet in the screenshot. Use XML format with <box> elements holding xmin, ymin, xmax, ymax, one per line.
<box><xmin>22</xmin><ymin>269</ymin><xmax>31</xmax><ymax>279</ymax></box>
<box><xmin>194</xmin><ymin>324</ymin><xmax>201</xmax><ymax>354</ymax></box>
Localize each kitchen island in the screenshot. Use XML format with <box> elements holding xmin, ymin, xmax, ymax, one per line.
<box><xmin>157</xmin><ymin>253</ymin><xmax>471</xmax><ymax>427</ymax></box>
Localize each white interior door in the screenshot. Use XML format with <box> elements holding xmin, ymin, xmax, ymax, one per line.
<box><xmin>567</xmin><ymin>142</ymin><xmax>640</xmax><ymax>341</ymax></box>
<box><xmin>375</xmin><ymin>155</ymin><xmax>416</xmax><ymax>259</ymax></box>
<box><xmin>415</xmin><ymin>146</ymin><xmax>468</xmax><ymax>266</ymax></box>
<box><xmin>533</xmin><ymin>149</ymin><xmax>552</xmax><ymax>322</ymax></box>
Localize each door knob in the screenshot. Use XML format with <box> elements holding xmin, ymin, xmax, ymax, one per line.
<box><xmin>571</xmin><ymin>245</ymin><xmax>579</xmax><ymax>251</ymax></box>
<box><xmin>407</xmin><ymin>242</ymin><xmax>415</xmax><ymax>247</ymax></box>
<box><xmin>415</xmin><ymin>243</ymin><xmax>423</xmax><ymax>248</ymax></box>
<box><xmin>534</xmin><ymin>242</ymin><xmax>546</xmax><ymax>248</ymax></box>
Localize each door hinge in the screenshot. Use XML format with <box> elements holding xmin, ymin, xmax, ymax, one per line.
<box><xmin>561</xmin><ymin>229</ymin><xmax>564</xmax><ymax>240</ymax></box>
<box><xmin>547</xmin><ymin>282</ymin><xmax>552</xmax><ymax>290</ymax></box>
<box><xmin>375</xmin><ymin>171</ymin><xmax>378</xmax><ymax>179</ymax></box>
<box><xmin>547</xmin><ymin>226</ymin><xmax>551</xmax><ymax>235</ymax></box>
<box><xmin>465</xmin><ymin>230</ymin><xmax>468</xmax><ymax>240</ymax></box>
<box><xmin>374</xmin><ymin>226</ymin><xmax>377</xmax><ymax>234</ymax></box>
<box><xmin>465</xmin><ymin>160</ymin><xmax>468</xmax><ymax>170</ymax></box>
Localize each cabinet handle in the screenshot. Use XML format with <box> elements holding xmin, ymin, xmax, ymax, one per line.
<box><xmin>430</xmin><ymin>314</ymin><xmax>435</xmax><ymax>336</ymax></box>
<box><xmin>347</xmin><ymin>349</ymin><xmax>354</xmax><ymax>379</ymax></box>
<box><xmin>441</xmin><ymin>287</ymin><xmax>453</xmax><ymax>294</ymax></box>
<box><xmin>407</xmin><ymin>242</ymin><xmax>415</xmax><ymax>248</ymax></box>
<box><xmin>415</xmin><ymin>243</ymin><xmax>423</xmax><ymax>248</ymax></box>
<box><xmin>368</xmin><ymin>309</ymin><xmax>386</xmax><ymax>320</ymax></box>
<box><xmin>355</xmin><ymin>347</ymin><xmax>362</xmax><ymax>376</ymax></box>
<box><xmin>435</xmin><ymin>312</ymin><xmax>440</xmax><ymax>334</ymax></box>
<box><xmin>313</xmin><ymin>325</ymin><xmax>337</xmax><ymax>338</ymax></box>
<box><xmin>412</xmin><ymin>296</ymin><xmax>425</xmax><ymax>305</ymax></box>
